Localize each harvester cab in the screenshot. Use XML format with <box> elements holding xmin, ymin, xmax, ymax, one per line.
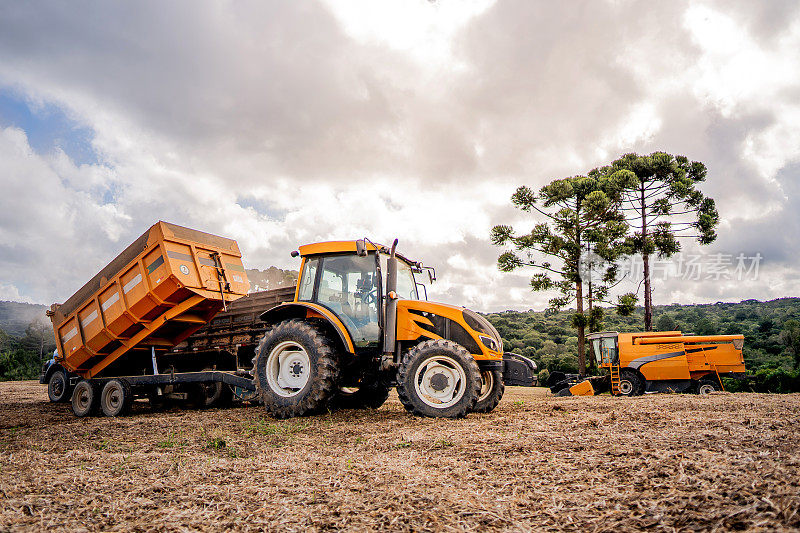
<box><xmin>253</xmin><ymin>239</ymin><xmax>537</xmax><ymax>418</ymax></box>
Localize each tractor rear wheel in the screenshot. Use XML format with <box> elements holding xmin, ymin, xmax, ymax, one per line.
<box><xmin>100</xmin><ymin>379</ymin><xmax>133</xmax><ymax>417</ymax></box>
<box><xmin>253</xmin><ymin>319</ymin><xmax>339</xmax><ymax>419</ymax></box>
<box><xmin>397</xmin><ymin>339</ymin><xmax>480</xmax><ymax>418</ymax></box>
<box><xmin>472</xmin><ymin>369</ymin><xmax>504</xmax><ymax>413</ymax></box>
<box><xmin>618</xmin><ymin>369</ymin><xmax>644</xmax><ymax>397</ymax></box>
<box><xmin>48</xmin><ymin>370</ymin><xmax>71</xmax><ymax>403</ymax></box>
<box><xmin>72</xmin><ymin>379</ymin><xmax>100</xmax><ymax>417</ymax></box>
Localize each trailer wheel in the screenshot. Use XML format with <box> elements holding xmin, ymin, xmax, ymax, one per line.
<box><xmin>618</xmin><ymin>369</ymin><xmax>644</xmax><ymax>397</ymax></box>
<box><xmin>253</xmin><ymin>319</ymin><xmax>340</xmax><ymax>419</ymax></box>
<box><xmin>48</xmin><ymin>369</ymin><xmax>72</xmax><ymax>403</ymax></box>
<box><xmin>472</xmin><ymin>369</ymin><xmax>504</xmax><ymax>413</ymax></box>
<box><xmin>100</xmin><ymin>379</ymin><xmax>133</xmax><ymax>417</ymax></box>
<box><xmin>397</xmin><ymin>339</ymin><xmax>480</xmax><ymax>418</ymax></box>
<box><xmin>696</xmin><ymin>378</ymin><xmax>720</xmax><ymax>395</ymax></box>
<box><xmin>72</xmin><ymin>379</ymin><xmax>100</xmax><ymax>417</ymax></box>
<box><xmin>334</xmin><ymin>381</ymin><xmax>391</xmax><ymax>410</ymax></box>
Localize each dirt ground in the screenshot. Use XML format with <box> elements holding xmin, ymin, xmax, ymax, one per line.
<box><xmin>1</xmin><ymin>381</ymin><xmax>798</xmax><ymax>532</ymax></box>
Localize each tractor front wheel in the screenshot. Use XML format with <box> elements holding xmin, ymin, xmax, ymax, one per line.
<box><xmin>253</xmin><ymin>319</ymin><xmax>340</xmax><ymax>419</ymax></box>
<box><xmin>397</xmin><ymin>339</ymin><xmax>480</xmax><ymax>418</ymax></box>
<box><xmin>472</xmin><ymin>369</ymin><xmax>504</xmax><ymax>413</ymax></box>
<box><xmin>696</xmin><ymin>378</ymin><xmax>721</xmax><ymax>395</ymax></box>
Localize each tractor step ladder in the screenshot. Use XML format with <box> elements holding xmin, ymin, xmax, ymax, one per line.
<box><xmin>702</xmin><ymin>350</ymin><xmax>725</xmax><ymax>391</ymax></box>
<box><xmin>609</xmin><ymin>364</ymin><xmax>621</xmax><ymax>396</ymax></box>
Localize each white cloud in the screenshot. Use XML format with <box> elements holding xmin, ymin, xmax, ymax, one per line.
<box><xmin>0</xmin><ymin>1</ymin><xmax>799</xmax><ymax>313</ymax></box>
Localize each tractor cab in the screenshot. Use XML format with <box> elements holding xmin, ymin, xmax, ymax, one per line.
<box><xmin>587</xmin><ymin>331</ymin><xmax>620</xmax><ymax>368</ymax></box>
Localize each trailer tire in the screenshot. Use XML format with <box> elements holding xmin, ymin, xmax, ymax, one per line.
<box><xmin>618</xmin><ymin>369</ymin><xmax>644</xmax><ymax>397</ymax></box>
<box><xmin>472</xmin><ymin>369</ymin><xmax>504</xmax><ymax>413</ymax></box>
<box><xmin>100</xmin><ymin>379</ymin><xmax>133</xmax><ymax>417</ymax></box>
<box><xmin>397</xmin><ymin>339</ymin><xmax>480</xmax><ymax>418</ymax></box>
<box><xmin>48</xmin><ymin>369</ymin><xmax>72</xmax><ymax>403</ymax></box>
<box><xmin>334</xmin><ymin>381</ymin><xmax>391</xmax><ymax>410</ymax></box>
<box><xmin>696</xmin><ymin>378</ymin><xmax>721</xmax><ymax>395</ymax></box>
<box><xmin>72</xmin><ymin>379</ymin><xmax>100</xmax><ymax>417</ymax></box>
<box><xmin>253</xmin><ymin>319</ymin><xmax>340</xmax><ymax>419</ymax></box>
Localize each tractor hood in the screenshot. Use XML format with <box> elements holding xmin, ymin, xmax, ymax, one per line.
<box><xmin>397</xmin><ymin>299</ymin><xmax>504</xmax><ymax>357</ymax></box>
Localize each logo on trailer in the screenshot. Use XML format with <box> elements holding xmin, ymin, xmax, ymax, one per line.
<box><xmin>180</xmin><ymin>265</ymin><xmax>190</xmax><ymax>275</ymax></box>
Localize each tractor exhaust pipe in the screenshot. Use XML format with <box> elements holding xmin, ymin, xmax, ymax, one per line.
<box><xmin>383</xmin><ymin>239</ymin><xmax>398</xmax><ymax>355</ymax></box>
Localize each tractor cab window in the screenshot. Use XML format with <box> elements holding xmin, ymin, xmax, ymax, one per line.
<box><xmin>316</xmin><ymin>254</ymin><xmax>380</xmax><ymax>347</ymax></box>
<box><xmin>379</xmin><ymin>255</ymin><xmax>419</xmax><ymax>300</ymax></box>
<box><xmin>592</xmin><ymin>336</ymin><xmax>618</xmax><ymax>365</ymax></box>
<box><xmin>297</xmin><ymin>257</ymin><xmax>319</xmax><ymax>301</ymax></box>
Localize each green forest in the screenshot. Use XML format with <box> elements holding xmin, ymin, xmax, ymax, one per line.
<box><xmin>486</xmin><ymin>298</ymin><xmax>800</xmax><ymax>392</ymax></box>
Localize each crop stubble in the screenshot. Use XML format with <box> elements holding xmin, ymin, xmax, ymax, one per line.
<box><xmin>1</xmin><ymin>381</ymin><xmax>798</xmax><ymax>531</ymax></box>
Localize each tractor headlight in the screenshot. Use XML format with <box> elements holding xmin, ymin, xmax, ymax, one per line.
<box><xmin>478</xmin><ymin>335</ymin><xmax>497</xmax><ymax>352</ymax></box>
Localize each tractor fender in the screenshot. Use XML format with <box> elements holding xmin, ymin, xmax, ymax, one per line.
<box><xmin>259</xmin><ymin>302</ymin><xmax>356</xmax><ymax>354</ymax></box>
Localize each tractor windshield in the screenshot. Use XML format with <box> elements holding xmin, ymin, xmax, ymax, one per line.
<box><xmin>591</xmin><ymin>335</ymin><xmax>618</xmax><ymax>366</ymax></box>
<box><xmin>315</xmin><ymin>254</ymin><xmax>381</xmax><ymax>348</ymax></box>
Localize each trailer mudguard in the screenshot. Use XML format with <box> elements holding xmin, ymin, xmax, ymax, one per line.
<box><xmin>502</xmin><ymin>352</ymin><xmax>538</xmax><ymax>386</ymax></box>
<box><xmin>259</xmin><ymin>302</ymin><xmax>356</xmax><ymax>353</ymax></box>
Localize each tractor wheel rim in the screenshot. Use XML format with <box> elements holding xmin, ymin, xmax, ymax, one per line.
<box><xmin>77</xmin><ymin>386</ymin><xmax>90</xmax><ymax>409</ymax></box>
<box><xmin>478</xmin><ymin>371</ymin><xmax>494</xmax><ymax>402</ymax></box>
<box><xmin>699</xmin><ymin>384</ymin><xmax>714</xmax><ymax>394</ymax></box>
<box><xmin>266</xmin><ymin>341</ymin><xmax>311</xmax><ymax>398</ymax></box>
<box><xmin>414</xmin><ymin>356</ymin><xmax>467</xmax><ymax>409</ymax></box>
<box><xmin>104</xmin><ymin>384</ymin><xmax>122</xmax><ymax>410</ymax></box>
<box><xmin>619</xmin><ymin>380</ymin><xmax>633</xmax><ymax>395</ymax></box>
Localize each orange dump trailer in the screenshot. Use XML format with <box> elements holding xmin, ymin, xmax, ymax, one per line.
<box><xmin>46</xmin><ymin>222</ymin><xmax>255</xmax><ymax>417</ymax></box>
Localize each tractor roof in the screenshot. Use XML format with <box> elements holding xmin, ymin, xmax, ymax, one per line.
<box><xmin>297</xmin><ymin>240</ymin><xmax>421</xmax><ymax>268</ymax></box>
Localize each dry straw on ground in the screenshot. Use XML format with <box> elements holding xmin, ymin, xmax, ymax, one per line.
<box><xmin>1</xmin><ymin>381</ymin><xmax>798</xmax><ymax>531</ymax></box>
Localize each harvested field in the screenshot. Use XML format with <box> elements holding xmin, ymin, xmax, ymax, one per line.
<box><xmin>1</xmin><ymin>381</ymin><xmax>799</xmax><ymax>532</ymax></box>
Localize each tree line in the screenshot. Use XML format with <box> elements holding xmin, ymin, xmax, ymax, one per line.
<box><xmin>485</xmin><ymin>298</ymin><xmax>800</xmax><ymax>393</ymax></box>
<box><xmin>493</xmin><ymin>151</ymin><xmax>720</xmax><ymax>374</ymax></box>
<box><xmin>0</xmin><ymin>319</ymin><xmax>56</xmax><ymax>381</ymax></box>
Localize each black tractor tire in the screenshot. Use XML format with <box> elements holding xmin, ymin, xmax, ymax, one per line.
<box><xmin>192</xmin><ymin>369</ymin><xmax>234</xmax><ymax>408</ymax></box>
<box><xmin>397</xmin><ymin>339</ymin><xmax>481</xmax><ymax>418</ymax></box>
<box><xmin>472</xmin><ymin>369</ymin><xmax>504</xmax><ymax>413</ymax></box>
<box><xmin>100</xmin><ymin>379</ymin><xmax>133</xmax><ymax>417</ymax></box>
<box><xmin>252</xmin><ymin>319</ymin><xmax>340</xmax><ymax>419</ymax></box>
<box><xmin>72</xmin><ymin>379</ymin><xmax>100</xmax><ymax>417</ymax></box>
<box><xmin>696</xmin><ymin>377</ymin><xmax>721</xmax><ymax>395</ymax></box>
<box><xmin>47</xmin><ymin>369</ymin><xmax>72</xmax><ymax>403</ymax></box>
<box><xmin>618</xmin><ymin>369</ymin><xmax>645</xmax><ymax>397</ymax></box>
<box><xmin>333</xmin><ymin>380</ymin><xmax>392</xmax><ymax>410</ymax></box>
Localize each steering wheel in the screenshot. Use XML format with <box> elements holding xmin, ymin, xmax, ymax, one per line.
<box><xmin>362</xmin><ymin>288</ymin><xmax>377</xmax><ymax>304</ymax></box>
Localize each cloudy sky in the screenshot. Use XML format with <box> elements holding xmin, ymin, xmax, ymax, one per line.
<box><xmin>1</xmin><ymin>0</ymin><xmax>799</xmax><ymax>313</ymax></box>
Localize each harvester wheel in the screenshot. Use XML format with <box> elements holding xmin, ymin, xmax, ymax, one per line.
<box><xmin>696</xmin><ymin>378</ymin><xmax>720</xmax><ymax>395</ymax></box>
<box><xmin>72</xmin><ymin>379</ymin><xmax>100</xmax><ymax>417</ymax></box>
<box><xmin>334</xmin><ymin>380</ymin><xmax>392</xmax><ymax>410</ymax></box>
<box><xmin>397</xmin><ymin>339</ymin><xmax>481</xmax><ymax>418</ymax></box>
<box><xmin>252</xmin><ymin>319</ymin><xmax>339</xmax><ymax>419</ymax></box>
<box><xmin>100</xmin><ymin>379</ymin><xmax>133</xmax><ymax>417</ymax></box>
<box><xmin>618</xmin><ymin>369</ymin><xmax>644</xmax><ymax>397</ymax></box>
<box><xmin>472</xmin><ymin>369</ymin><xmax>504</xmax><ymax>413</ymax></box>
<box><xmin>48</xmin><ymin>370</ymin><xmax>72</xmax><ymax>403</ymax></box>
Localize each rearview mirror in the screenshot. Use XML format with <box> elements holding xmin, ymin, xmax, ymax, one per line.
<box><xmin>356</xmin><ymin>239</ymin><xmax>367</xmax><ymax>256</ymax></box>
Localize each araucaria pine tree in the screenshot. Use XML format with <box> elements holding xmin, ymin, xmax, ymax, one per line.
<box><xmin>605</xmin><ymin>152</ymin><xmax>719</xmax><ymax>331</ymax></box>
<box><xmin>491</xmin><ymin>171</ymin><xmax>634</xmax><ymax>375</ymax></box>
